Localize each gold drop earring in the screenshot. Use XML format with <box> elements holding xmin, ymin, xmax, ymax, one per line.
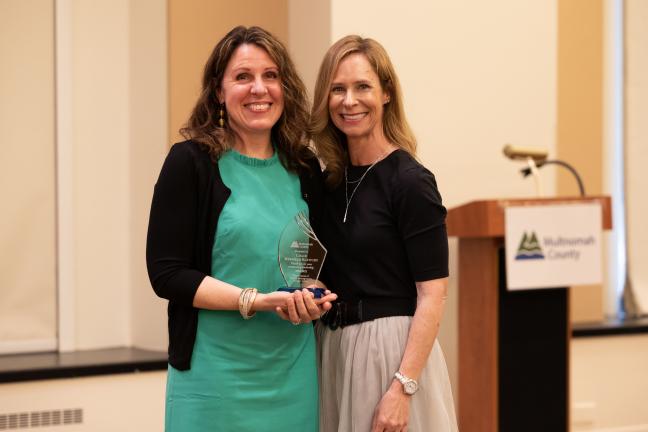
<box><xmin>218</xmin><ymin>103</ymin><xmax>225</xmax><ymax>128</ymax></box>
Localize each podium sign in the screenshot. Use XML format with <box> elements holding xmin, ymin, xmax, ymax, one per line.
<box><xmin>504</xmin><ymin>203</ymin><xmax>602</xmax><ymax>290</ymax></box>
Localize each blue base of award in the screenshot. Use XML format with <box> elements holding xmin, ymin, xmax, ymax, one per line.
<box><xmin>277</xmin><ymin>287</ymin><xmax>325</xmax><ymax>299</ymax></box>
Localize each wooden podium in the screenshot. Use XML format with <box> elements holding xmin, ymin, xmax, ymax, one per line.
<box><xmin>447</xmin><ymin>196</ymin><xmax>612</xmax><ymax>432</ymax></box>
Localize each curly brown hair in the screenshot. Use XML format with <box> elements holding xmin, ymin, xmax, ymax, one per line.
<box><xmin>180</xmin><ymin>26</ymin><xmax>312</xmax><ymax>172</ymax></box>
<box><xmin>310</xmin><ymin>35</ymin><xmax>417</xmax><ymax>187</ymax></box>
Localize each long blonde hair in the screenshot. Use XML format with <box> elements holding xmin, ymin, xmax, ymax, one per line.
<box><xmin>310</xmin><ymin>35</ymin><xmax>417</xmax><ymax>187</ymax></box>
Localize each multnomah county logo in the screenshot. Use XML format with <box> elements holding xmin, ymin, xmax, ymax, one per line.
<box><xmin>515</xmin><ymin>231</ymin><xmax>545</xmax><ymax>260</ymax></box>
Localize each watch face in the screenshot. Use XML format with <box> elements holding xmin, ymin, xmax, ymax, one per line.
<box><xmin>404</xmin><ymin>381</ymin><xmax>417</xmax><ymax>395</ymax></box>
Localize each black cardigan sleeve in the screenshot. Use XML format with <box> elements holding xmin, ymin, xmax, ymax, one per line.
<box><xmin>146</xmin><ymin>143</ymin><xmax>208</xmax><ymax>306</ymax></box>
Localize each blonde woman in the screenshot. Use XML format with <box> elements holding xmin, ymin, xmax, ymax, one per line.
<box><xmin>311</xmin><ymin>35</ymin><xmax>458</xmax><ymax>432</ymax></box>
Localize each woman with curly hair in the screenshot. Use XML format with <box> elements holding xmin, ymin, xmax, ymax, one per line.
<box><xmin>146</xmin><ymin>26</ymin><xmax>335</xmax><ymax>431</ymax></box>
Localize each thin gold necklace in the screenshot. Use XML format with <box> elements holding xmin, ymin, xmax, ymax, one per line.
<box><xmin>343</xmin><ymin>149</ymin><xmax>391</xmax><ymax>223</ymax></box>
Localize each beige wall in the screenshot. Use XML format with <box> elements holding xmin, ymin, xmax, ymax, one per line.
<box><xmin>626</xmin><ymin>0</ymin><xmax>648</xmax><ymax>311</ymax></box>
<box><xmin>557</xmin><ymin>0</ymin><xmax>604</xmax><ymax>198</ymax></box>
<box><xmin>0</xmin><ymin>0</ymin><xmax>57</xmax><ymax>352</ymax></box>
<box><xmin>288</xmin><ymin>1</ymin><xmax>331</xmax><ymax>97</ymax></box>
<box><xmin>168</xmin><ymin>0</ymin><xmax>288</xmax><ymax>145</ymax></box>
<box><xmin>558</xmin><ymin>0</ymin><xmax>606</xmax><ymax>323</ymax></box>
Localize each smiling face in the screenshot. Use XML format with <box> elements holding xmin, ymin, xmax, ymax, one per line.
<box><xmin>218</xmin><ymin>43</ymin><xmax>284</xmax><ymax>143</ymax></box>
<box><xmin>328</xmin><ymin>53</ymin><xmax>390</xmax><ymax>143</ymax></box>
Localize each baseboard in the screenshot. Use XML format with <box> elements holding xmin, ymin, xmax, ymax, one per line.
<box><xmin>574</xmin><ymin>424</ymin><xmax>648</xmax><ymax>432</ymax></box>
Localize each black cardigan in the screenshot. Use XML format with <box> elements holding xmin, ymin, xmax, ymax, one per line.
<box><xmin>146</xmin><ymin>140</ymin><xmax>324</xmax><ymax>370</ymax></box>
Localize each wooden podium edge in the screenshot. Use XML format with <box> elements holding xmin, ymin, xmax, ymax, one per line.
<box><xmin>447</xmin><ymin>195</ymin><xmax>612</xmax><ymax>238</ymax></box>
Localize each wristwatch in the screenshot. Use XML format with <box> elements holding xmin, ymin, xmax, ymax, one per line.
<box><xmin>394</xmin><ymin>371</ymin><xmax>419</xmax><ymax>395</ymax></box>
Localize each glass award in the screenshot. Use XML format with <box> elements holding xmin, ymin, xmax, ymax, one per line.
<box><xmin>277</xmin><ymin>212</ymin><xmax>327</xmax><ymax>299</ymax></box>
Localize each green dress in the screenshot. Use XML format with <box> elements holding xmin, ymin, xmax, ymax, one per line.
<box><xmin>165</xmin><ymin>149</ymin><xmax>318</xmax><ymax>431</ymax></box>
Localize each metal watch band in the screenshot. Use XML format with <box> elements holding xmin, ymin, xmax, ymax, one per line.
<box><xmin>394</xmin><ymin>371</ymin><xmax>419</xmax><ymax>395</ymax></box>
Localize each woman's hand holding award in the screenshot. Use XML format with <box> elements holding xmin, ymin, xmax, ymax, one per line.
<box><xmin>277</xmin><ymin>212</ymin><xmax>327</xmax><ymax>299</ymax></box>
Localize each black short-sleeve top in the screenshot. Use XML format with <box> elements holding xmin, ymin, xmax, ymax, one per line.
<box><xmin>318</xmin><ymin>149</ymin><xmax>448</xmax><ymax>302</ymax></box>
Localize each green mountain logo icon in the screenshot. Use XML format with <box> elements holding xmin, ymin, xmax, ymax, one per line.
<box><xmin>515</xmin><ymin>231</ymin><xmax>544</xmax><ymax>260</ymax></box>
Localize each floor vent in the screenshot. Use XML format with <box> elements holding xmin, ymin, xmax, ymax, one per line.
<box><xmin>0</xmin><ymin>409</ymin><xmax>82</xmax><ymax>429</ymax></box>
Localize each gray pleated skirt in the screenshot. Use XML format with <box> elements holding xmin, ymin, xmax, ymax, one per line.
<box><xmin>316</xmin><ymin>317</ymin><xmax>458</xmax><ymax>432</ymax></box>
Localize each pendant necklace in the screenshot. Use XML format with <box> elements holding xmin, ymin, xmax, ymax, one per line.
<box><xmin>343</xmin><ymin>149</ymin><xmax>391</xmax><ymax>223</ymax></box>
